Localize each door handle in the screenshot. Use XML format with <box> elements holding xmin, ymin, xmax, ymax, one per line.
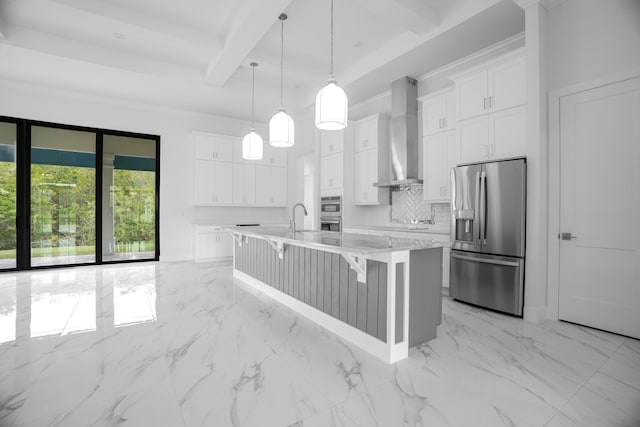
<box><xmin>480</xmin><ymin>171</ymin><xmax>487</xmax><ymax>245</ymax></box>
<box><xmin>474</xmin><ymin>171</ymin><xmax>481</xmax><ymax>245</ymax></box>
<box><xmin>451</xmin><ymin>252</ymin><xmax>520</xmax><ymax>267</ymax></box>
<box><xmin>560</xmin><ymin>232</ymin><xmax>577</xmax><ymax>240</ymax></box>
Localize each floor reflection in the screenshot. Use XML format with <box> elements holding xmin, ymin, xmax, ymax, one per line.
<box><xmin>0</xmin><ymin>263</ymin><xmax>157</xmax><ymax>344</ymax></box>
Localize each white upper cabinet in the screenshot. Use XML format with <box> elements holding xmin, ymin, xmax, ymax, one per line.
<box><xmin>354</xmin><ymin>149</ymin><xmax>379</xmax><ymax>204</ymax></box>
<box><xmin>457</xmin><ymin>105</ymin><xmax>526</xmax><ymax>164</ymax></box>
<box><xmin>193</xmin><ymin>132</ymin><xmax>234</xmax><ymax>162</ymax></box>
<box><xmin>423</xmin><ymin>131</ymin><xmax>455</xmax><ymax>202</ymax></box>
<box><xmin>232</xmin><ymin>163</ymin><xmax>256</xmax><ymax>205</ymax></box>
<box><xmin>352</xmin><ymin>114</ymin><xmax>389</xmax><ymax>205</ymax></box>
<box><xmin>255</xmin><ymin>164</ymin><xmax>287</xmax><ymax>206</ymax></box>
<box><xmin>258</xmin><ymin>144</ymin><xmax>287</xmax><ymax>167</ymax></box>
<box><xmin>320</xmin><ymin>151</ymin><xmax>343</xmax><ymax>195</ymax></box>
<box><xmin>194</xmin><ymin>160</ymin><xmax>233</xmax><ymax>205</ymax></box>
<box><xmin>320</xmin><ymin>129</ymin><xmax>345</xmax><ymax>196</ymax></box>
<box><xmin>354</xmin><ymin>116</ymin><xmax>379</xmax><ymax>152</ymax></box>
<box><xmin>421</xmin><ymin>89</ymin><xmax>455</xmax><ymax>136</ymax></box>
<box><xmin>192</xmin><ymin>131</ymin><xmax>288</xmax><ymax>207</ymax></box>
<box><xmin>320</xmin><ymin>130</ymin><xmax>344</xmax><ymax>156</ymax></box>
<box><xmin>455</xmin><ymin>53</ymin><xmax>526</xmax><ymax>122</ymax></box>
<box><xmin>453</xmin><ymin>51</ymin><xmax>527</xmax><ymax>164</ymax></box>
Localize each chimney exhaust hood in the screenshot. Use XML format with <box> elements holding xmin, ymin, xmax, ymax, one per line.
<box><xmin>374</xmin><ymin>76</ymin><xmax>422</xmax><ymax>188</ymax></box>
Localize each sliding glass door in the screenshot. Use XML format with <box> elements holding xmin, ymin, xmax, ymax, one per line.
<box><xmin>102</xmin><ymin>134</ymin><xmax>157</xmax><ymax>262</ymax></box>
<box><xmin>30</xmin><ymin>126</ymin><xmax>96</xmax><ymax>267</ymax></box>
<box><xmin>0</xmin><ymin>122</ymin><xmax>17</xmax><ymax>270</ymax></box>
<box><xmin>0</xmin><ymin>116</ymin><xmax>159</xmax><ymax>271</ymax></box>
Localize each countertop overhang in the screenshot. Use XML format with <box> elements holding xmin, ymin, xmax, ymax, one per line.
<box><xmin>224</xmin><ymin>225</ymin><xmax>446</xmax><ymax>255</ymax></box>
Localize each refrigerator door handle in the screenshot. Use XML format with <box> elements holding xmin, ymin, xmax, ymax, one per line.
<box><xmin>474</xmin><ymin>171</ymin><xmax>481</xmax><ymax>245</ymax></box>
<box><xmin>451</xmin><ymin>252</ymin><xmax>520</xmax><ymax>267</ymax></box>
<box><xmin>480</xmin><ymin>170</ymin><xmax>487</xmax><ymax>245</ymax></box>
<box><xmin>451</xmin><ymin>168</ymin><xmax>457</xmax><ymax>210</ymax></box>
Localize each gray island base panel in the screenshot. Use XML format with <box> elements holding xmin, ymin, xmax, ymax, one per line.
<box><xmin>227</xmin><ymin>226</ymin><xmax>443</xmax><ymax>364</ymax></box>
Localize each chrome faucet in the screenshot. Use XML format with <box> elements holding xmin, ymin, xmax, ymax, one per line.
<box><xmin>290</xmin><ymin>202</ymin><xmax>308</xmax><ymax>234</ymax></box>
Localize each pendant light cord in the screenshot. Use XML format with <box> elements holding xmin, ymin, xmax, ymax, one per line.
<box><xmin>280</xmin><ymin>17</ymin><xmax>284</xmax><ymax>108</ymax></box>
<box><xmin>250</xmin><ymin>62</ymin><xmax>257</xmax><ymax>129</ymax></box>
<box><xmin>330</xmin><ymin>0</ymin><xmax>334</xmax><ymax>78</ymax></box>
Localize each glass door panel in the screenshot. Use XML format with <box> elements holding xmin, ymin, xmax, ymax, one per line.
<box><xmin>0</xmin><ymin>122</ymin><xmax>17</xmax><ymax>270</ymax></box>
<box><xmin>102</xmin><ymin>135</ymin><xmax>156</xmax><ymax>262</ymax></box>
<box><xmin>31</xmin><ymin>126</ymin><xmax>96</xmax><ymax>266</ymax></box>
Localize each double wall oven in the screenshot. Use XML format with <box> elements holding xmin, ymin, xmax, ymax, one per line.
<box><xmin>320</xmin><ymin>196</ymin><xmax>342</xmax><ymax>232</ymax></box>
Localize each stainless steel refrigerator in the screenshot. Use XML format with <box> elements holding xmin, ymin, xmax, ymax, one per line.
<box><xmin>450</xmin><ymin>158</ymin><xmax>526</xmax><ymax>316</ymax></box>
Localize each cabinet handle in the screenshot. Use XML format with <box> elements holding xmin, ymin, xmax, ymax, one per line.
<box><xmin>483</xmin><ymin>97</ymin><xmax>487</xmax><ymax>110</ymax></box>
<box><xmin>489</xmin><ymin>96</ymin><xmax>493</xmax><ymax>109</ymax></box>
<box><xmin>443</xmin><ymin>117</ymin><xmax>446</xmax><ymax>128</ymax></box>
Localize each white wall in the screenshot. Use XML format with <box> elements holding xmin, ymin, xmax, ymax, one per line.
<box><xmin>546</xmin><ymin>0</ymin><xmax>640</xmax><ymax>92</ymax></box>
<box><xmin>0</xmin><ymin>80</ymin><xmax>289</xmax><ymax>262</ymax></box>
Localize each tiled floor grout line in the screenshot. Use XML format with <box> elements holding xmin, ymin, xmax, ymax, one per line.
<box><xmin>541</xmin><ymin>336</ymin><xmax>628</xmax><ymax>427</ymax></box>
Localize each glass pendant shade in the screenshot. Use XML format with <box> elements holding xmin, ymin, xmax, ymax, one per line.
<box><xmin>269</xmin><ymin>109</ymin><xmax>295</xmax><ymax>147</ymax></box>
<box><xmin>242</xmin><ymin>130</ymin><xmax>263</xmax><ymax>160</ymax></box>
<box><xmin>315</xmin><ymin>79</ymin><xmax>348</xmax><ymax>130</ymax></box>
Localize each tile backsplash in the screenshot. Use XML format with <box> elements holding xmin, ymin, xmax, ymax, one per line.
<box><xmin>390</xmin><ymin>186</ymin><xmax>450</xmax><ymax>233</ymax></box>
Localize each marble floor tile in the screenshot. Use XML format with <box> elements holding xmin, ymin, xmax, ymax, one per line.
<box><xmin>0</xmin><ymin>261</ymin><xmax>638</xmax><ymax>427</ymax></box>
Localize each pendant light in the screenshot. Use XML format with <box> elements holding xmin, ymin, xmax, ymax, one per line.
<box><xmin>242</xmin><ymin>62</ymin><xmax>263</xmax><ymax>160</ymax></box>
<box><xmin>269</xmin><ymin>13</ymin><xmax>295</xmax><ymax>147</ymax></box>
<box><xmin>315</xmin><ymin>0</ymin><xmax>348</xmax><ymax>130</ymax></box>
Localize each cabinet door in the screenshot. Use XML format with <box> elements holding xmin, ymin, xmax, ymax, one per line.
<box><xmin>271</xmin><ymin>167</ymin><xmax>287</xmax><ymax>206</ymax></box>
<box><xmin>211</xmin><ymin>162</ymin><xmax>233</xmax><ymax>204</ymax></box>
<box><xmin>232</xmin><ymin>163</ymin><xmax>255</xmax><ymax>205</ymax></box>
<box><xmin>255</xmin><ymin>164</ymin><xmax>271</xmax><ymax>205</ymax></box>
<box><xmin>442</xmin><ymin>90</ymin><xmax>456</xmax><ymax>131</ymax></box>
<box><xmin>355</xmin><ymin>119</ymin><xmax>378</xmax><ymax>152</ymax></box>
<box><xmin>321</xmin><ymin>151</ymin><xmax>343</xmax><ymax>191</ymax></box>
<box><xmin>457</xmin><ymin>116</ymin><xmax>489</xmax><ymax>164</ymax></box>
<box><xmin>194</xmin><ymin>133</ymin><xmax>234</xmax><ymax>162</ymax></box>
<box><xmin>490</xmin><ymin>106</ymin><xmax>526</xmax><ymax>160</ymax></box>
<box><xmin>217</xmin><ymin>232</ymin><xmax>233</xmax><ymax>258</ymax></box>
<box><xmin>320</xmin><ymin>130</ymin><xmax>344</xmax><ymax>156</ymax></box>
<box><xmin>354</xmin><ymin>150</ymin><xmax>369</xmax><ymax>203</ymax></box>
<box><xmin>423</xmin><ymin>96</ymin><xmax>444</xmax><ymax>136</ymax></box>
<box><xmin>423</xmin><ymin>134</ymin><xmax>446</xmax><ymax>201</ymax></box>
<box><xmin>488</xmin><ymin>56</ymin><xmax>526</xmax><ymax>113</ymax></box>
<box><xmin>194</xmin><ymin>160</ymin><xmax>215</xmax><ymax>204</ymax></box>
<box><xmin>259</xmin><ymin>144</ymin><xmax>287</xmax><ymax>167</ymax></box>
<box><xmin>456</xmin><ymin>72</ymin><xmax>488</xmax><ymax>121</ymax></box>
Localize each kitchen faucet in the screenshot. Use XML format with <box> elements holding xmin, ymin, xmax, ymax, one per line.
<box><xmin>290</xmin><ymin>203</ymin><xmax>308</xmax><ymax>234</ymax></box>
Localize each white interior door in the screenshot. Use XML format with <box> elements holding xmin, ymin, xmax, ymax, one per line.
<box><xmin>559</xmin><ymin>76</ymin><xmax>640</xmax><ymax>339</ymax></box>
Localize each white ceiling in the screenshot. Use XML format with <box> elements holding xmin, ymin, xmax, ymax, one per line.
<box><xmin>0</xmin><ymin>0</ymin><xmax>524</xmax><ymax>123</ymax></box>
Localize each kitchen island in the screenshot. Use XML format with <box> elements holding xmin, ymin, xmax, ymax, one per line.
<box><xmin>226</xmin><ymin>226</ymin><xmax>444</xmax><ymax>363</ymax></box>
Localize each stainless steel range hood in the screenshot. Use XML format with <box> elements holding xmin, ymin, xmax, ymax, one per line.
<box><xmin>374</xmin><ymin>76</ymin><xmax>422</xmax><ymax>188</ymax></box>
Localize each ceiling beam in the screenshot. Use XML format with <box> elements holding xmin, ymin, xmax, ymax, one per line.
<box><xmin>349</xmin><ymin>0</ymin><xmax>439</xmax><ymax>35</ymax></box>
<box><xmin>204</xmin><ymin>0</ymin><xmax>294</xmax><ymax>86</ymax></box>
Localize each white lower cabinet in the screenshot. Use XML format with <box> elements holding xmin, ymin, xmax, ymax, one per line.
<box><xmin>457</xmin><ymin>105</ymin><xmax>526</xmax><ymax>164</ymax></box>
<box><xmin>255</xmin><ymin>165</ymin><xmax>287</xmax><ymax>206</ymax></box>
<box><xmin>194</xmin><ymin>160</ymin><xmax>233</xmax><ymax>205</ymax></box>
<box><xmin>194</xmin><ymin>227</ymin><xmax>233</xmax><ymax>262</ymax></box>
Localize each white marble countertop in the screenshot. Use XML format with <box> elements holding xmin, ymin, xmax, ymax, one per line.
<box><xmin>344</xmin><ymin>224</ymin><xmax>449</xmax><ymax>235</ymax></box>
<box><xmin>224</xmin><ymin>226</ymin><xmax>446</xmax><ymax>255</ymax></box>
